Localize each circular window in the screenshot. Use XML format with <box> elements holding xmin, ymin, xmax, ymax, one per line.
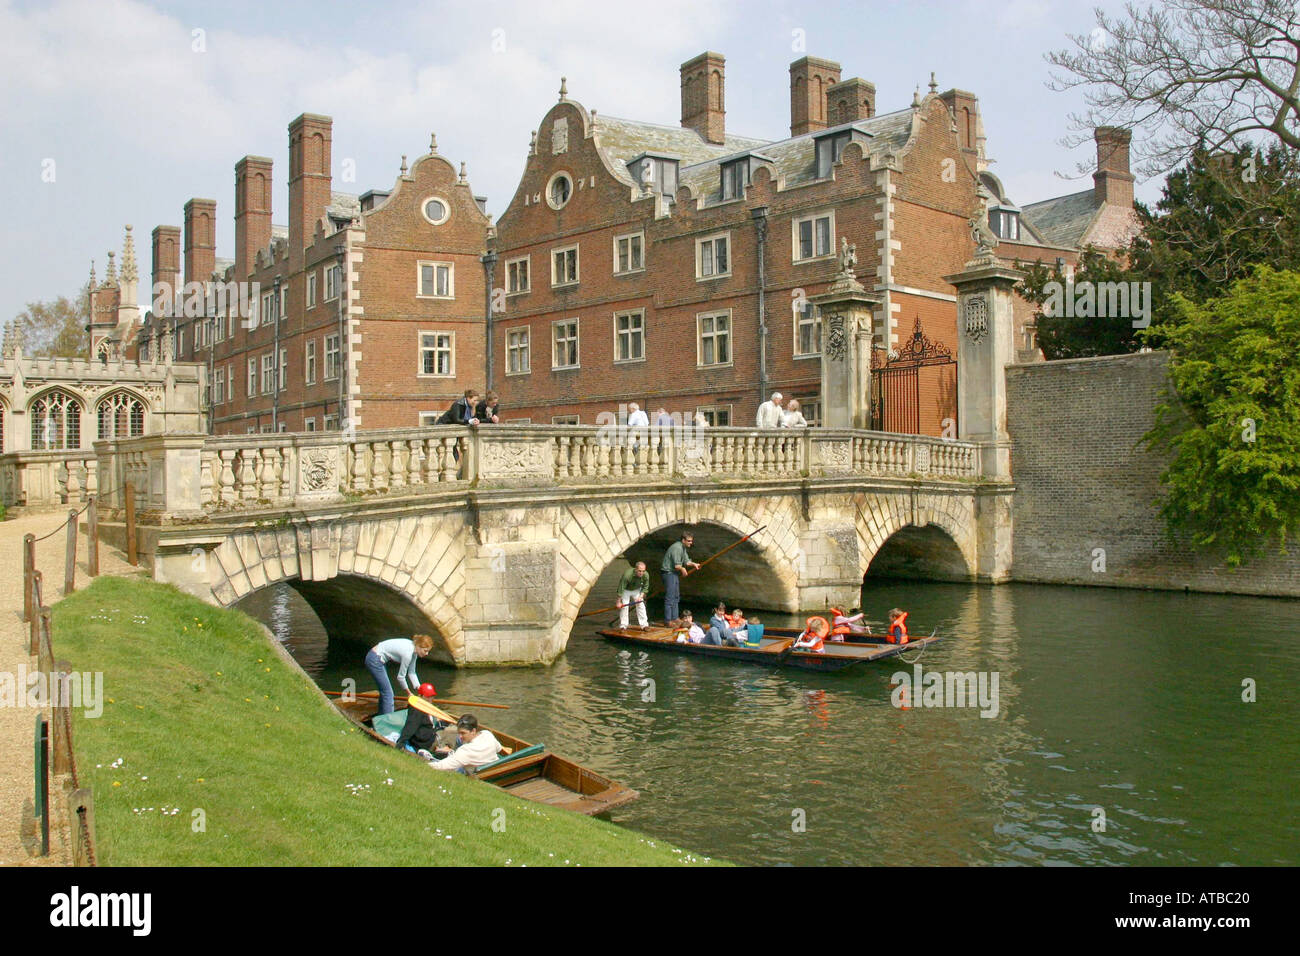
<box><xmin>546</xmin><ymin>172</ymin><xmax>573</xmax><ymax>210</ymax></box>
<box><xmin>422</xmin><ymin>197</ymin><xmax>450</xmax><ymax>225</ymax></box>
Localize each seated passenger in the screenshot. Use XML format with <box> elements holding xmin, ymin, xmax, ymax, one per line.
<box><xmin>396</xmin><ymin>683</ymin><xmax>444</xmax><ymax>754</ymax></box>
<box><xmin>723</xmin><ymin>607</ymin><xmax>749</xmax><ymax>646</ymax></box>
<box><xmin>829</xmin><ymin>607</ymin><xmax>871</xmax><ymax>641</ymax></box>
<box><xmin>887</xmin><ymin>607</ymin><xmax>910</xmax><ymax>645</ymax></box>
<box><xmin>705</xmin><ymin>602</ymin><xmax>735</xmax><ymax>646</ymax></box>
<box><xmin>428</xmin><ymin>714</ymin><xmax>504</xmax><ymax>773</ymax></box>
<box><xmin>674</xmin><ymin>610</ymin><xmax>708</xmax><ymax>644</ymax></box>
<box><xmin>792</xmin><ymin>616</ymin><xmax>830</xmax><ymax>653</ymax></box>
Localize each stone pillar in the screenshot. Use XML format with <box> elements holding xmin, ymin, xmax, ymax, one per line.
<box><xmin>943</xmin><ymin>254</ymin><xmax>1023</xmax><ymax>479</ymax></box>
<box><xmin>811</xmin><ymin>241</ymin><xmax>882</xmax><ymax>429</ymax></box>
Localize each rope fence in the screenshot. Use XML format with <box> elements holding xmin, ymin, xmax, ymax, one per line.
<box><xmin>24</xmin><ymin>506</ymin><xmax>101</xmax><ymax>866</ymax></box>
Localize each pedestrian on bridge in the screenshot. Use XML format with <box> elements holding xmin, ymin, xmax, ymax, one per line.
<box><xmin>661</xmin><ymin>533</ymin><xmax>700</xmax><ymax>623</ymax></box>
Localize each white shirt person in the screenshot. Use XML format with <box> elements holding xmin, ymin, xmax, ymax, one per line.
<box><xmin>756</xmin><ymin>392</ymin><xmax>785</xmax><ymax>428</ymax></box>
<box><xmin>780</xmin><ymin>399</ymin><xmax>808</xmax><ymax>428</ymax></box>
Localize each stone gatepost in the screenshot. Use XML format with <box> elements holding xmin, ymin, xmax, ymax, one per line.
<box><xmin>943</xmin><ymin>250</ymin><xmax>1022</xmax><ymax>480</ymax></box>
<box><xmin>944</xmin><ymin>243</ymin><xmax>1020</xmax><ymax>582</ymax></box>
<box><xmin>811</xmin><ymin>240</ymin><xmax>882</xmax><ymax>429</ymax></box>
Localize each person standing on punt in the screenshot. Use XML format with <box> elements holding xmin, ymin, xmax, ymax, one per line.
<box><xmin>428</xmin><ymin>714</ymin><xmax>504</xmax><ymax>773</ymax></box>
<box><xmin>617</xmin><ymin>560</ymin><xmax>652</xmax><ymax>630</ymax></box>
<box><xmin>661</xmin><ymin>532</ymin><xmax>700</xmax><ymax>623</ymax></box>
<box><xmin>365</xmin><ymin>633</ymin><xmax>433</xmax><ymax>715</ymax></box>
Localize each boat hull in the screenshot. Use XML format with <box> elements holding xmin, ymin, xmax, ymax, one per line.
<box><xmin>333</xmin><ymin>698</ymin><xmax>638</xmax><ymax>815</ymax></box>
<box><xmin>599</xmin><ymin>626</ymin><xmax>940</xmax><ymax>671</ymax></box>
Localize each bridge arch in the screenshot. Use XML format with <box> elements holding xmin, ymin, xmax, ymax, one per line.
<box><xmin>207</xmin><ymin>514</ymin><xmax>469</xmax><ymax>663</ymax></box>
<box><xmin>555</xmin><ymin>495</ymin><xmax>804</xmax><ymax>647</ymax></box>
<box><xmin>855</xmin><ymin>491</ymin><xmax>977</xmax><ymax>582</ymax></box>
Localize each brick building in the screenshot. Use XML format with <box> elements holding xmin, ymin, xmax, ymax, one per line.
<box><xmin>136</xmin><ymin>52</ymin><xmax>1136</xmax><ymax>438</ymax></box>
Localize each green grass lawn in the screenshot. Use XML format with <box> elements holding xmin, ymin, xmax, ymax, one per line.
<box><xmin>52</xmin><ymin>576</ymin><xmax>717</xmax><ymax>866</ymax></box>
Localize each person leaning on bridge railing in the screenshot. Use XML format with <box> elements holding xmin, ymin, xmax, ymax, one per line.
<box><xmin>436</xmin><ymin>388</ymin><xmax>480</xmax><ymax>464</ymax></box>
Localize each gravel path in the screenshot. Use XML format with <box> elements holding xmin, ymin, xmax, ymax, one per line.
<box><xmin>0</xmin><ymin>511</ymin><xmax>139</xmax><ymax>866</ymax></box>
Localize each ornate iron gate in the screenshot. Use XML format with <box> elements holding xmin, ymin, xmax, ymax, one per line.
<box><xmin>870</xmin><ymin>318</ymin><xmax>957</xmax><ymax>434</ymax></box>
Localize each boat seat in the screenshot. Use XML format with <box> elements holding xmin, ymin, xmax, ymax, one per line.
<box><xmin>471</xmin><ymin>743</ymin><xmax>545</xmax><ymax>775</ymax></box>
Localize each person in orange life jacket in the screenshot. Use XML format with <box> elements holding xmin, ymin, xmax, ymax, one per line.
<box><xmin>887</xmin><ymin>608</ymin><xmax>910</xmax><ymax>644</ymax></box>
<box><xmin>828</xmin><ymin>607</ymin><xmax>871</xmax><ymax>641</ymax></box>
<box><xmin>396</xmin><ymin>683</ymin><xmax>446</xmax><ymax>756</ymax></box>
<box><xmin>792</xmin><ymin>616</ymin><xmax>829</xmax><ymax>653</ymax></box>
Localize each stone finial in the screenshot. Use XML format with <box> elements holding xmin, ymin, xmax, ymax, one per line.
<box><xmin>590</xmin><ymin>109</ymin><xmax>598</xmax><ymax>132</ymax></box>
<box><xmin>929</xmin><ymin>72</ymin><xmax>938</xmax><ymax>94</ymax></box>
<box><xmin>529</xmin><ymin>130</ymin><xmax>537</xmax><ymax>154</ymax></box>
<box><xmin>429</xmin><ymin>133</ymin><xmax>438</xmax><ymax>154</ymax></box>
<box><xmin>459</xmin><ymin>161</ymin><xmax>467</xmax><ymax>183</ymax></box>
<box><xmin>121</xmin><ymin>224</ymin><xmax>138</xmax><ymax>283</ymax></box>
<box><xmin>105</xmin><ymin>250</ymin><xmax>117</xmax><ymax>284</ymax></box>
<box><xmin>559</xmin><ymin>76</ymin><xmax>567</xmax><ymax>100</ymax></box>
<box><xmin>826</xmin><ymin>237</ymin><xmax>866</xmax><ymax>295</ymax></box>
<box><xmin>2</xmin><ymin>319</ymin><xmax>24</xmax><ymax>358</ymax></box>
<box><xmin>88</xmin><ymin>259</ymin><xmax>97</xmax><ymax>289</ymax></box>
<box><xmin>400</xmin><ymin>154</ymin><xmax>408</xmax><ymax>177</ymax></box>
<box><xmin>912</xmin><ymin>86</ymin><xmax>922</xmax><ymax>107</ymax></box>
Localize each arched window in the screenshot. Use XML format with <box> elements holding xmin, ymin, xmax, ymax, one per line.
<box><xmin>30</xmin><ymin>391</ymin><xmax>82</xmax><ymax>450</ymax></box>
<box><xmin>97</xmin><ymin>391</ymin><xmax>146</xmax><ymax>440</ymax></box>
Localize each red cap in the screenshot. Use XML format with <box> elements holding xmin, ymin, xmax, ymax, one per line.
<box><xmin>418</xmin><ymin>683</ymin><xmax>437</xmax><ymax>698</ymax></box>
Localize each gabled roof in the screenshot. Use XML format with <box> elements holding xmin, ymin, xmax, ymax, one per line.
<box><xmin>591</xmin><ymin>114</ymin><xmax>770</xmax><ymax>187</ymax></box>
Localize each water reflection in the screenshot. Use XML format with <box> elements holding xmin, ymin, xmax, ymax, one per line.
<box><xmin>235</xmin><ymin>580</ymin><xmax>1300</xmax><ymax>866</ymax></box>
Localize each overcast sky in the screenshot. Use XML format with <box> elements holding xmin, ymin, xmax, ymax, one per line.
<box><xmin>0</xmin><ymin>0</ymin><xmax>1162</xmax><ymax>325</ymax></box>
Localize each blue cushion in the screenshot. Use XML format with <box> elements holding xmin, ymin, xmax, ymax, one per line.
<box><xmin>745</xmin><ymin>623</ymin><xmax>765</xmax><ymax>645</ymax></box>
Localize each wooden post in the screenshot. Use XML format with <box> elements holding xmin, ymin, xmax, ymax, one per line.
<box><xmin>22</xmin><ymin>533</ymin><xmax>35</xmax><ymax>623</ymax></box>
<box><xmin>87</xmin><ymin>497</ymin><xmax>99</xmax><ymax>577</ymax></box>
<box><xmin>64</xmin><ymin>510</ymin><xmax>77</xmax><ymax>596</ymax></box>
<box><xmin>29</xmin><ymin>572</ymin><xmax>43</xmax><ymax>656</ymax></box>
<box><xmin>35</xmin><ymin>714</ymin><xmax>49</xmax><ymax>857</ymax></box>
<box><xmin>51</xmin><ymin>654</ymin><xmax>70</xmax><ymax>777</ymax></box>
<box><xmin>69</xmin><ymin>788</ymin><xmax>96</xmax><ymax>867</ymax></box>
<box><xmin>38</xmin><ymin>609</ymin><xmax>54</xmax><ymax>678</ymax></box>
<box><xmin>124</xmin><ymin>483</ymin><xmax>137</xmax><ymax>566</ymax></box>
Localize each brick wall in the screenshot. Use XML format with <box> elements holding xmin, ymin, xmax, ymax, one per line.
<box><xmin>1005</xmin><ymin>350</ymin><xmax>1300</xmax><ymax>596</ymax></box>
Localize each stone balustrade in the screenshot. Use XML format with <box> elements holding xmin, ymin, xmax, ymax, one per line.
<box><xmin>84</xmin><ymin>424</ymin><xmax>983</xmax><ymax>517</ymax></box>
<box><xmin>0</xmin><ymin>449</ymin><xmax>102</xmax><ymax>510</ymax></box>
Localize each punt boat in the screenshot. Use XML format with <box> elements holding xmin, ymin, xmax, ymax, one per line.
<box><xmin>597</xmin><ymin>624</ymin><xmax>940</xmax><ymax>672</ymax></box>
<box><xmin>334</xmin><ymin>696</ymin><xmax>638</xmax><ymax>816</ymax></box>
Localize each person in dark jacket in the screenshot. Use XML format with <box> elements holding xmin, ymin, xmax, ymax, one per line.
<box><xmin>437</xmin><ymin>389</ymin><xmax>480</xmax><ymax>426</ymax></box>
<box><xmin>395</xmin><ymin>682</ymin><xmax>446</xmax><ymax>756</ymax></box>
<box><xmin>474</xmin><ymin>390</ymin><xmax>501</xmax><ymax>424</ymax></box>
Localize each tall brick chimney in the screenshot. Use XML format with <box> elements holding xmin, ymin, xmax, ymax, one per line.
<box><xmin>938</xmin><ymin>89</ymin><xmax>981</xmax><ymax>153</ymax></box>
<box><xmin>680</xmin><ymin>52</ymin><xmax>726</xmax><ymax>145</ymax></box>
<box><xmin>827</xmin><ymin>77</ymin><xmax>875</xmax><ymax>126</ymax></box>
<box><xmin>789</xmin><ymin>56</ymin><xmax>842</xmax><ymax>136</ymax></box>
<box><xmin>1093</xmin><ymin>126</ymin><xmax>1134</xmax><ymax>207</ymax></box>
<box><xmin>235</xmin><ymin>155</ymin><xmax>273</xmax><ymax>279</ymax></box>
<box><xmin>288</xmin><ymin>113</ymin><xmax>333</xmax><ymax>265</ymax></box>
<box><xmin>183</xmin><ymin>198</ymin><xmax>217</xmax><ymax>288</ymax></box>
<box><xmin>151</xmin><ymin>225</ymin><xmax>181</xmax><ymax>311</ymax></box>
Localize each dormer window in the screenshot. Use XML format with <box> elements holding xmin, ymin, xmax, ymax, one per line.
<box><xmin>721</xmin><ymin>159</ymin><xmax>749</xmax><ymax>200</ymax></box>
<box><xmin>988</xmin><ymin>206</ymin><xmax>1021</xmax><ymax>241</ymax></box>
<box><xmin>814</xmin><ymin>130</ymin><xmax>853</xmax><ymax>178</ymax></box>
<box><xmin>627</xmin><ymin>153</ymin><xmax>680</xmax><ymax>199</ymax></box>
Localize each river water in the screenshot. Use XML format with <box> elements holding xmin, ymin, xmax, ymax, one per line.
<box><xmin>239</xmin><ymin>580</ymin><xmax>1299</xmax><ymax>866</ymax></box>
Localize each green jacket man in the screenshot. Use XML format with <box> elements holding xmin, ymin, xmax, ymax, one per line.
<box><xmin>617</xmin><ymin>561</ymin><xmax>652</xmax><ymax>630</ymax></box>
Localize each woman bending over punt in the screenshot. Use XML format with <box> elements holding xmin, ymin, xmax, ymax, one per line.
<box><xmin>366</xmin><ymin>633</ymin><xmax>433</xmax><ymax>715</ymax></box>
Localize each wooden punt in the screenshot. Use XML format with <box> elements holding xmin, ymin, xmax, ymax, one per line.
<box><xmin>333</xmin><ymin>697</ymin><xmax>638</xmax><ymax>816</ymax></box>
<box><xmin>598</xmin><ymin>625</ymin><xmax>940</xmax><ymax>672</ymax></box>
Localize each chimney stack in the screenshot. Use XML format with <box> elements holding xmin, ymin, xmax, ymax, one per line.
<box><xmin>938</xmin><ymin>89</ymin><xmax>982</xmax><ymax>154</ymax></box>
<box><xmin>680</xmin><ymin>52</ymin><xmax>726</xmax><ymax>145</ymax></box>
<box><xmin>1093</xmin><ymin>127</ymin><xmax>1134</xmax><ymax>207</ymax></box>
<box><xmin>789</xmin><ymin>56</ymin><xmax>842</xmax><ymax>136</ymax></box>
<box><xmin>183</xmin><ymin>198</ymin><xmax>217</xmax><ymax>289</ymax></box>
<box><xmin>235</xmin><ymin>155</ymin><xmax>273</xmax><ymax>279</ymax></box>
<box><xmin>288</xmin><ymin>113</ymin><xmax>333</xmax><ymax>266</ymax></box>
<box><xmin>151</xmin><ymin>225</ymin><xmax>181</xmax><ymax>312</ymax></box>
<box><xmin>826</xmin><ymin>77</ymin><xmax>876</xmax><ymax>126</ymax></box>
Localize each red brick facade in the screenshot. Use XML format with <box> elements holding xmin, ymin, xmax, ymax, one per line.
<box><xmin>133</xmin><ymin>53</ymin><xmax>1136</xmax><ymax>438</ymax></box>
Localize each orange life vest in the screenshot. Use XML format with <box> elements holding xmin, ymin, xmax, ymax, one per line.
<box><xmin>826</xmin><ymin>607</ymin><xmax>853</xmax><ymax>639</ymax></box>
<box><xmin>888</xmin><ymin>611</ymin><xmax>910</xmax><ymax>644</ymax></box>
<box><xmin>798</xmin><ymin>616</ymin><xmax>828</xmax><ymax>653</ymax></box>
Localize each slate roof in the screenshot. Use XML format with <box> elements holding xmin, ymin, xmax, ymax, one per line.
<box><xmin>1020</xmin><ymin>189</ymin><xmax>1101</xmax><ymax>248</ymax></box>
<box><xmin>592</xmin><ymin>114</ymin><xmax>769</xmax><ymax>187</ymax></box>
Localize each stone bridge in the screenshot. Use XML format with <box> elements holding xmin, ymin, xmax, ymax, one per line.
<box><xmin>92</xmin><ymin>424</ymin><xmax>1012</xmax><ymax>664</ymax></box>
